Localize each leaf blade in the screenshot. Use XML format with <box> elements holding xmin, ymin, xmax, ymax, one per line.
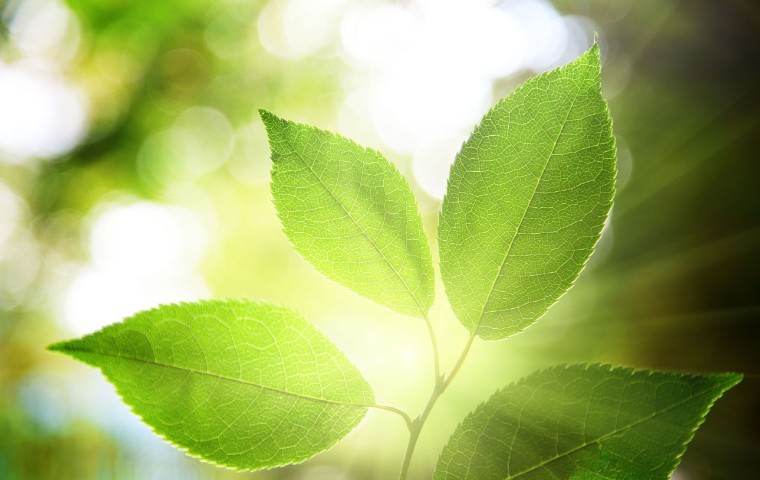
<box><xmin>49</xmin><ymin>299</ymin><xmax>374</xmax><ymax>470</ymax></box>
<box><xmin>434</xmin><ymin>364</ymin><xmax>742</xmax><ymax>480</ymax></box>
<box><xmin>261</xmin><ymin>111</ymin><xmax>434</xmax><ymax>318</ymax></box>
<box><xmin>439</xmin><ymin>45</ymin><xmax>616</xmax><ymax>339</ymax></box>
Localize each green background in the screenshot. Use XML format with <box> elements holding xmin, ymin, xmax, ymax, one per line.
<box><xmin>1</xmin><ymin>0</ymin><xmax>758</xmax><ymax>478</ymax></box>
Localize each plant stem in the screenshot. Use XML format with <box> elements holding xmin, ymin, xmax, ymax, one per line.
<box><xmin>442</xmin><ymin>333</ymin><xmax>475</xmax><ymax>390</ymax></box>
<box><xmin>422</xmin><ymin>312</ymin><xmax>441</xmax><ymax>384</ymax></box>
<box><xmin>369</xmin><ymin>403</ymin><xmax>414</xmax><ymax>430</ymax></box>
<box><xmin>398</xmin><ymin>333</ymin><xmax>476</xmax><ymax>480</ymax></box>
<box><xmin>399</xmin><ymin>422</ymin><xmax>423</xmax><ymax>479</ymax></box>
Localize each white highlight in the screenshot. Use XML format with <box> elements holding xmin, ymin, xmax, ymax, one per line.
<box><xmin>9</xmin><ymin>0</ymin><xmax>81</xmax><ymax>63</ymax></box>
<box><xmin>412</xmin><ymin>133</ymin><xmax>467</xmax><ymax>200</ymax></box>
<box><xmin>0</xmin><ymin>64</ymin><xmax>88</xmax><ymax>162</ymax></box>
<box><xmin>258</xmin><ymin>0</ymin><xmax>349</xmax><ymax>59</ymax></box>
<box><xmin>402</xmin><ymin>349</ymin><xmax>415</xmax><ymax>364</ymax></box>
<box><xmin>337</xmin><ymin>0</ymin><xmax>599</xmax><ymax>198</ymax></box>
<box><xmin>62</xmin><ymin>202</ymin><xmax>210</xmax><ymax>335</ymax></box>
<box><xmin>89</xmin><ymin>202</ymin><xmax>207</xmax><ymax>278</ymax></box>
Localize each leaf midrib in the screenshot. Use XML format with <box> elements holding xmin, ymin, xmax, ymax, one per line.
<box><xmin>505</xmin><ymin>386</ymin><xmax>722</xmax><ymax>479</ymax></box>
<box><xmin>475</xmin><ymin>90</ymin><xmax>582</xmax><ymax>333</ymax></box>
<box><xmin>60</xmin><ymin>345</ymin><xmax>371</xmax><ymax>410</ymax></box>
<box><xmin>284</xmin><ymin>139</ymin><xmax>428</xmax><ymax>317</ymax></box>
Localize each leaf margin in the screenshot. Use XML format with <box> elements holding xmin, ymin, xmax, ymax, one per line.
<box><xmin>48</xmin><ymin>297</ymin><xmax>376</xmax><ymax>472</ymax></box>
<box><xmin>260</xmin><ymin>109</ymin><xmax>436</xmax><ymax>320</ymax></box>
<box><xmin>433</xmin><ymin>362</ymin><xmax>743</xmax><ymax>480</ymax></box>
<box><xmin>438</xmin><ymin>43</ymin><xmax>618</xmax><ymax>341</ymax></box>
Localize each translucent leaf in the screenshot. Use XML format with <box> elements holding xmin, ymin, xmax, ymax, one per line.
<box><xmin>261</xmin><ymin>111</ymin><xmax>434</xmax><ymax>318</ymax></box>
<box><xmin>48</xmin><ymin>299</ymin><xmax>374</xmax><ymax>470</ymax></box>
<box><xmin>434</xmin><ymin>364</ymin><xmax>741</xmax><ymax>479</ymax></box>
<box><xmin>439</xmin><ymin>45</ymin><xmax>616</xmax><ymax>339</ymax></box>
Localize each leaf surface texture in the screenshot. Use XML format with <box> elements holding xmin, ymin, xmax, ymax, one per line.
<box><xmin>434</xmin><ymin>364</ymin><xmax>741</xmax><ymax>479</ymax></box>
<box><xmin>262</xmin><ymin>111</ymin><xmax>434</xmax><ymax>318</ymax></box>
<box><xmin>49</xmin><ymin>299</ymin><xmax>374</xmax><ymax>470</ymax></box>
<box><xmin>439</xmin><ymin>45</ymin><xmax>616</xmax><ymax>339</ymax></box>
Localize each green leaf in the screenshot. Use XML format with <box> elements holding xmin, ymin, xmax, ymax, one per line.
<box><xmin>439</xmin><ymin>45</ymin><xmax>616</xmax><ymax>340</ymax></box>
<box><xmin>48</xmin><ymin>299</ymin><xmax>374</xmax><ymax>470</ymax></box>
<box><xmin>261</xmin><ymin>110</ymin><xmax>434</xmax><ymax>319</ymax></box>
<box><xmin>434</xmin><ymin>364</ymin><xmax>742</xmax><ymax>480</ymax></box>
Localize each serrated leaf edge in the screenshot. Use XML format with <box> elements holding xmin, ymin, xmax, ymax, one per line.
<box><xmin>438</xmin><ymin>44</ymin><xmax>618</xmax><ymax>341</ymax></box>
<box><xmin>48</xmin><ymin>297</ymin><xmax>375</xmax><ymax>472</ymax></box>
<box><xmin>260</xmin><ymin>110</ymin><xmax>435</xmax><ymax>319</ymax></box>
<box><xmin>434</xmin><ymin>362</ymin><xmax>742</xmax><ymax>479</ymax></box>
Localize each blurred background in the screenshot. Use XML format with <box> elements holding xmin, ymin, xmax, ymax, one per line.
<box><xmin>0</xmin><ymin>0</ymin><xmax>758</xmax><ymax>478</ymax></box>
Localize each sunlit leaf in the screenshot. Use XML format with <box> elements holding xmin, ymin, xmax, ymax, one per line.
<box><xmin>439</xmin><ymin>45</ymin><xmax>616</xmax><ymax>340</ymax></box>
<box><xmin>434</xmin><ymin>364</ymin><xmax>741</xmax><ymax>479</ymax></box>
<box><xmin>49</xmin><ymin>299</ymin><xmax>374</xmax><ymax>470</ymax></box>
<box><xmin>261</xmin><ymin>110</ymin><xmax>434</xmax><ymax>318</ymax></box>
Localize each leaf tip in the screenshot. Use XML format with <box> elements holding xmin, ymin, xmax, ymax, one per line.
<box><xmin>586</xmin><ymin>41</ymin><xmax>601</xmax><ymax>62</ymax></box>
<box><xmin>257</xmin><ymin>107</ymin><xmax>272</xmax><ymax>119</ymax></box>
<box><xmin>47</xmin><ymin>339</ymin><xmax>83</xmax><ymax>360</ymax></box>
<box><xmin>258</xmin><ymin>109</ymin><xmax>282</xmax><ymax>129</ymax></box>
<box><xmin>47</xmin><ymin>340</ymin><xmax>70</xmax><ymax>353</ymax></box>
<box><xmin>720</xmin><ymin>372</ymin><xmax>744</xmax><ymax>390</ymax></box>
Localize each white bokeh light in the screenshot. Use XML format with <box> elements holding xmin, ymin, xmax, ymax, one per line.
<box><xmin>169</xmin><ymin>107</ymin><xmax>234</xmax><ymax>176</ymax></box>
<box><xmin>136</xmin><ymin>107</ymin><xmax>234</xmax><ymax>186</ymax></box>
<box><xmin>0</xmin><ymin>64</ymin><xmax>88</xmax><ymax>162</ymax></box>
<box><xmin>0</xmin><ymin>182</ymin><xmax>24</xmax><ymax>254</ymax></box>
<box><xmin>412</xmin><ymin>133</ymin><xmax>467</xmax><ymax>200</ymax></box>
<box><xmin>89</xmin><ymin>202</ymin><xmax>207</xmax><ymax>278</ymax></box>
<box><xmin>340</xmin><ymin>3</ymin><xmax>415</xmax><ymax>69</ymax></box>
<box><xmin>0</xmin><ymin>0</ymin><xmax>87</xmax><ymax>163</ymax></box>
<box><xmin>402</xmin><ymin>349</ymin><xmax>415</xmax><ymax>364</ymax></box>
<box><xmin>0</xmin><ymin>182</ymin><xmax>40</xmax><ymax>306</ymax></box>
<box><xmin>9</xmin><ymin>0</ymin><xmax>81</xmax><ymax>63</ymax></box>
<box><xmin>342</xmin><ymin>0</ymin><xmax>527</xmax><ymax>154</ymax></box>
<box><xmin>258</xmin><ymin>0</ymin><xmax>350</xmax><ymax>59</ymax></box>
<box><xmin>62</xmin><ymin>201</ymin><xmax>210</xmax><ymax>335</ymax></box>
<box><xmin>372</xmin><ymin>62</ymin><xmax>491</xmax><ymax>153</ymax></box>
<box><xmin>506</xmin><ymin>0</ymin><xmax>568</xmax><ymax>71</ymax></box>
<box><xmin>337</xmin><ymin>0</ymin><xmax>600</xmax><ymax>197</ymax></box>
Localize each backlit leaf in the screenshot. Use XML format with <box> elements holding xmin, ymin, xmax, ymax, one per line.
<box><xmin>434</xmin><ymin>364</ymin><xmax>741</xmax><ymax>479</ymax></box>
<box><xmin>261</xmin><ymin>111</ymin><xmax>435</xmax><ymax>319</ymax></box>
<box><xmin>439</xmin><ymin>45</ymin><xmax>616</xmax><ymax>339</ymax></box>
<box><xmin>49</xmin><ymin>299</ymin><xmax>374</xmax><ymax>470</ymax></box>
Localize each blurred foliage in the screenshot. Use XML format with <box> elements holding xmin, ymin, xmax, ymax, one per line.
<box><xmin>1</xmin><ymin>0</ymin><xmax>758</xmax><ymax>479</ymax></box>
